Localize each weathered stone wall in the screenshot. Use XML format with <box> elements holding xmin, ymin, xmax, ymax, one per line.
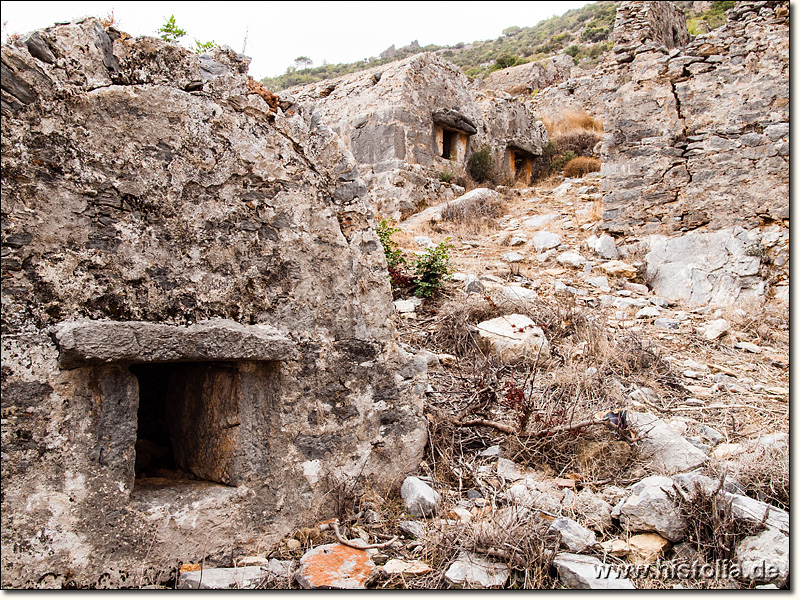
<box><xmin>601</xmin><ymin>0</ymin><xmax>789</xmax><ymax>234</ymax></box>
<box><xmin>1</xmin><ymin>19</ymin><xmax>427</xmax><ymax>588</ymax></box>
<box><xmin>289</xmin><ymin>53</ymin><xmax>547</xmax><ymax>219</ymax></box>
<box><xmin>612</xmin><ymin>1</ymin><xmax>690</xmax><ymax>55</ymax></box>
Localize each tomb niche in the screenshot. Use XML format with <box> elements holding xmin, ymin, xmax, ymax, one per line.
<box><xmin>432</xmin><ymin>108</ymin><xmax>478</xmax><ymax>163</ymax></box>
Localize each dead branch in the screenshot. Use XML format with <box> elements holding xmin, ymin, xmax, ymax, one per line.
<box><xmin>453</xmin><ymin>417</ymin><xmax>612</xmax><ymax>438</ymax></box>
<box><xmin>331</xmin><ymin>520</ymin><xmax>398</xmax><ymax>550</ymax></box>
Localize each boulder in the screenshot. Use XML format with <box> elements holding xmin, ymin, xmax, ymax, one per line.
<box><xmin>587</xmin><ymin>234</ymin><xmax>619</xmax><ymax>259</ymax></box>
<box><xmin>399</xmin><ymin>520</ymin><xmax>427</xmax><ymax>540</ymax></box>
<box><xmin>444</xmin><ymin>552</ymin><xmax>509</xmax><ymax>589</ymax></box>
<box><xmin>382</xmin><ymin>559</ymin><xmax>431</xmax><ymax>576</ymax></box>
<box><xmin>523</xmin><ymin>214</ymin><xmax>556</xmax><ymax>229</ymax></box>
<box><xmin>553</xmin><ymin>553</ymin><xmax>635</xmax><ymax>589</ymax></box>
<box><xmin>500</xmin><ymin>285</ymin><xmax>538</xmax><ymax>303</ymax></box>
<box><xmin>585</xmin><ymin>275</ymin><xmax>612</xmax><ymax>292</ymax></box>
<box><xmin>702</xmin><ymin>319</ymin><xmax>730</xmax><ymax>340</ymax></box>
<box><xmin>496</xmin><ymin>458</ymin><xmax>527</xmax><ymax>481</ymax></box>
<box><xmin>532</xmin><ymin>231</ymin><xmax>563</xmax><ymax>251</ymax></box>
<box><xmin>296</xmin><ymin>544</ymin><xmax>377</xmax><ymax>589</ymax></box>
<box><xmin>645</xmin><ymin>228</ymin><xmax>765</xmax><ymax>306</ymax></box>
<box><xmin>401</xmin><ymin>477</ymin><xmax>441</xmax><ymax>518</ymax></box>
<box><xmin>612</xmin><ymin>475</ymin><xmax>687</xmax><ymax>542</ymax></box>
<box><xmin>597</xmin><ymin>260</ymin><xmax>638</xmax><ymax>279</ymax></box>
<box><xmin>736</xmin><ymin>528</ymin><xmax>789</xmax><ymax>587</ymax></box>
<box><xmin>627</xmin><ymin>412</ymin><xmax>707</xmax><ymax>475</ymax></box>
<box><xmin>600</xmin><ymin>533</ymin><xmax>669</xmax><ymax>565</ymax></box>
<box><xmin>571</xmin><ymin>490</ymin><xmax>613</xmax><ymax>532</ymax></box>
<box><xmin>557</xmin><ymin>251</ymin><xmax>587</xmax><ymax>268</ymax></box>
<box><xmin>178</xmin><ymin>566</ymin><xmax>270</xmax><ymax>589</ymax></box>
<box><xmin>549</xmin><ymin>517</ymin><xmax>597</xmax><ymax>553</ymax></box>
<box><xmin>475</xmin><ymin>314</ymin><xmax>549</xmax><ymax>361</ymax></box>
<box><xmin>464</xmin><ymin>274</ymin><xmax>485</xmax><ymax>294</ymax></box>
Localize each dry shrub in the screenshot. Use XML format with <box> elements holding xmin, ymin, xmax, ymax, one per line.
<box><xmin>554</xmin><ymin>131</ymin><xmax>602</xmax><ymax>157</ymax></box>
<box><xmin>563</xmin><ymin>156</ymin><xmax>601</xmax><ymax>178</ymax></box>
<box><xmin>707</xmin><ymin>444</ymin><xmax>789</xmax><ymax>512</ymax></box>
<box><xmin>429</xmin><ymin>295</ymin><xmax>505</xmax><ymax>357</ymax></box>
<box><xmin>441</xmin><ymin>192</ymin><xmax>504</xmax><ymax>227</ymax></box>
<box><xmin>671</xmin><ymin>475</ymin><xmax>765</xmax><ymax>564</ymax></box>
<box><xmin>541</xmin><ymin>109</ymin><xmax>603</xmax><ymax>137</ymax></box>
<box><xmin>408</xmin><ymin>508</ymin><xmax>560</xmax><ymax>589</ymax></box>
<box><xmin>321</xmin><ymin>470</ymin><xmax>364</xmax><ymax>522</ymax></box>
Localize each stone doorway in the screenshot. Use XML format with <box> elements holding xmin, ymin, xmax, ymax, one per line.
<box><xmin>130</xmin><ymin>362</ymin><xmax>242</xmax><ymax>487</ymax></box>
<box><xmin>508</xmin><ymin>148</ymin><xmax>533</xmax><ymax>185</ymax></box>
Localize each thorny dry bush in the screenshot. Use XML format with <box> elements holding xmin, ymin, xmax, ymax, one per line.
<box><xmin>439</xmin><ymin>191</ymin><xmax>505</xmax><ymax>237</ymax></box>
<box><xmin>671</xmin><ymin>475</ymin><xmax>766</xmax><ymax>564</ymax></box>
<box><xmin>405</xmin><ymin>507</ymin><xmax>561</xmax><ymax>589</ymax></box>
<box><xmin>706</xmin><ymin>444</ymin><xmax>789</xmax><ymax>512</ymax></box>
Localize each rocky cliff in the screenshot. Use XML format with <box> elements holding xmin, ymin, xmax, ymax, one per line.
<box><xmin>288</xmin><ymin>53</ymin><xmax>548</xmax><ymax>219</ymax></box>
<box><xmin>1</xmin><ymin>19</ymin><xmax>426</xmax><ymax>588</ymax></box>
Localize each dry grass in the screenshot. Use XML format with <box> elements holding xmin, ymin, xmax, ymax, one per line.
<box><xmin>440</xmin><ymin>192</ymin><xmax>505</xmax><ymax>234</ymax></box>
<box><xmin>542</xmin><ymin>110</ymin><xmax>603</xmax><ymax>137</ymax></box>
<box><xmin>707</xmin><ymin>443</ymin><xmax>789</xmax><ymax>512</ymax></box>
<box><xmin>564</xmin><ymin>157</ymin><xmax>601</xmax><ymax>178</ymax></box>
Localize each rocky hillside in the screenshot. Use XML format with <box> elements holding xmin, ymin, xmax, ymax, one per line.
<box><xmin>261</xmin><ymin>1</ymin><xmax>738</xmax><ymax>91</ymax></box>
<box><xmin>171</xmin><ymin>177</ymin><xmax>789</xmax><ymax>589</ymax></box>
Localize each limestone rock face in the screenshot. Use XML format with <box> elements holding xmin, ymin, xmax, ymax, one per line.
<box><xmin>1</xmin><ymin>19</ymin><xmax>426</xmax><ymax>588</ymax></box>
<box><xmin>290</xmin><ymin>53</ymin><xmax>547</xmax><ymax>219</ymax></box>
<box><xmin>481</xmin><ymin>54</ymin><xmax>575</xmax><ymax>96</ymax></box>
<box><xmin>644</xmin><ymin>227</ymin><xmax>765</xmax><ymax>306</ymax></box>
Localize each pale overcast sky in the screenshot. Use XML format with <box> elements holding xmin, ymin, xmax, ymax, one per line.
<box><xmin>2</xmin><ymin>1</ymin><xmax>592</xmax><ymax>79</ymax></box>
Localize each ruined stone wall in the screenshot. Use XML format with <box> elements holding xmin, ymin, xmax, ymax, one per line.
<box><xmin>601</xmin><ymin>0</ymin><xmax>789</xmax><ymax>234</ymax></box>
<box><xmin>289</xmin><ymin>53</ymin><xmax>547</xmax><ymax>219</ymax></box>
<box><xmin>1</xmin><ymin>19</ymin><xmax>426</xmax><ymax>588</ymax></box>
<box><xmin>612</xmin><ymin>0</ymin><xmax>690</xmax><ymax>54</ymax></box>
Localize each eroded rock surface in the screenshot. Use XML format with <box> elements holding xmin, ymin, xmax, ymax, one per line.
<box><xmin>1</xmin><ymin>19</ymin><xmax>426</xmax><ymax>588</ymax></box>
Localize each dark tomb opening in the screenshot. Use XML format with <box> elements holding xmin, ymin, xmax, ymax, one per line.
<box><xmin>441</xmin><ymin>128</ymin><xmax>457</xmax><ymax>159</ymax></box>
<box><xmin>130</xmin><ymin>362</ymin><xmax>241</xmax><ymax>487</ymax></box>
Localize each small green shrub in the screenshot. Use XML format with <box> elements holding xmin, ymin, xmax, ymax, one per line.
<box><xmin>376</xmin><ymin>217</ymin><xmax>405</xmax><ymax>270</ymax></box>
<box><xmin>157</xmin><ymin>15</ymin><xmax>186</xmax><ymax>42</ymax></box>
<box><xmin>551</xmin><ymin>150</ymin><xmax>576</xmax><ymax>172</ymax></box>
<box><xmin>440</xmin><ymin>166</ymin><xmax>455</xmax><ymax>184</ymax></box>
<box><xmin>412</xmin><ymin>240</ymin><xmax>454</xmax><ymax>298</ymax></box>
<box><xmin>467</xmin><ymin>146</ymin><xmax>495</xmax><ymax>183</ymax></box>
<box><xmin>194</xmin><ymin>39</ymin><xmax>217</xmax><ymax>53</ymax></box>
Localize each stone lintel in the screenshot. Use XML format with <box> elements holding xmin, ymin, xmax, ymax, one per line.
<box><xmin>52</xmin><ymin>319</ymin><xmax>296</xmax><ymax>369</ymax></box>
<box><xmin>507</xmin><ymin>139</ymin><xmax>540</xmax><ymax>156</ymax></box>
<box><xmin>431</xmin><ymin>109</ymin><xmax>477</xmax><ymax>135</ymax></box>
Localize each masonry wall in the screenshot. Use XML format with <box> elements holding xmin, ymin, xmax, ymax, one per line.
<box><xmin>600</xmin><ymin>0</ymin><xmax>789</xmax><ymax>234</ymax></box>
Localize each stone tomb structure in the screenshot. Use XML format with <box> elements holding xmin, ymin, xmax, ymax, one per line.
<box><xmin>1</xmin><ymin>20</ymin><xmax>427</xmax><ymax>587</ymax></box>
<box><xmin>289</xmin><ymin>53</ymin><xmax>548</xmax><ymax>219</ymax></box>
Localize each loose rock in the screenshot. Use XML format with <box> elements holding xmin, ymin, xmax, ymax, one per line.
<box><xmin>444</xmin><ymin>552</ymin><xmax>509</xmax><ymax>588</ymax></box>
<box><xmin>401</xmin><ymin>476</ymin><xmax>441</xmax><ymax>518</ymax></box>
<box><xmin>297</xmin><ymin>543</ymin><xmax>377</xmax><ymax>589</ymax></box>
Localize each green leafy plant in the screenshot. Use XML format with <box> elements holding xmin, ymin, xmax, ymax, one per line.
<box><xmin>157</xmin><ymin>15</ymin><xmax>186</xmax><ymax>42</ymax></box>
<box><xmin>412</xmin><ymin>239</ymin><xmax>454</xmax><ymax>298</ymax></box>
<box><xmin>194</xmin><ymin>39</ymin><xmax>217</xmax><ymax>53</ymax></box>
<box><xmin>467</xmin><ymin>145</ymin><xmax>495</xmax><ymax>183</ymax></box>
<box><xmin>376</xmin><ymin>217</ymin><xmax>405</xmax><ymax>270</ymax></box>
